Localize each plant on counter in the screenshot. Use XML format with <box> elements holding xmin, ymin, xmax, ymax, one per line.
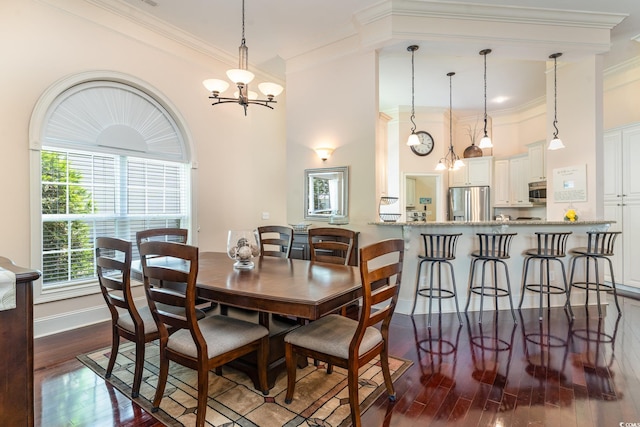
<box><xmin>564</xmin><ymin>208</ymin><xmax>578</xmax><ymax>222</ymax></box>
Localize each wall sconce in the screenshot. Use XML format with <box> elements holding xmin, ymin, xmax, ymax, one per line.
<box><xmin>315</xmin><ymin>148</ymin><xmax>334</xmax><ymax>161</ymax></box>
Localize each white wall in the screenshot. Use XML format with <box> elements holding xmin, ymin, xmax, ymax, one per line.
<box><xmin>285</xmin><ymin>50</ymin><xmax>394</xmax><ymax>246</ymax></box>
<box><xmin>1</xmin><ymin>0</ymin><xmax>286</xmax><ymax>335</ymax></box>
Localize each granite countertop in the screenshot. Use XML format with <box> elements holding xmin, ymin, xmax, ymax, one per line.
<box><xmin>370</xmin><ymin>220</ymin><xmax>614</xmax><ymax>226</ymax></box>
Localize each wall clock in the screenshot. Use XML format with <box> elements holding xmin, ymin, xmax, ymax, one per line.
<box><xmin>410</xmin><ymin>131</ymin><xmax>434</xmax><ymax>156</ymax></box>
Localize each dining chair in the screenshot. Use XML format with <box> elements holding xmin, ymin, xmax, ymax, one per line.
<box><xmin>308</xmin><ymin>227</ymin><xmax>358</xmax><ymax>266</ymax></box>
<box><xmin>136</xmin><ymin>227</ymin><xmax>214</xmax><ymax>309</ymax></box>
<box><xmin>139</xmin><ymin>241</ymin><xmax>269</xmax><ymax>427</ymax></box>
<box><xmin>308</xmin><ymin>227</ymin><xmax>359</xmax><ymax>317</ymax></box>
<box><xmin>256</xmin><ymin>225</ymin><xmax>294</xmax><ymax>258</ymax></box>
<box><xmin>96</xmin><ymin>237</ymin><xmax>159</xmax><ymax>398</ymax></box>
<box><xmin>284</xmin><ymin>238</ymin><xmax>404</xmax><ymax>427</ymax></box>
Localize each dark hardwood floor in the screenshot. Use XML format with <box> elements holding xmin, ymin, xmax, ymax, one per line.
<box><xmin>35</xmin><ymin>297</ymin><xmax>640</xmax><ymax>426</ymax></box>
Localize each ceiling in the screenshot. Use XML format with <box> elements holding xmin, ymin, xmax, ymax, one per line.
<box><xmin>122</xmin><ymin>0</ymin><xmax>640</xmax><ymax>115</ymax></box>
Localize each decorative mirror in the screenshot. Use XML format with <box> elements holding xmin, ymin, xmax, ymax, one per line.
<box><xmin>304</xmin><ymin>166</ymin><xmax>349</xmax><ymax>221</ymax></box>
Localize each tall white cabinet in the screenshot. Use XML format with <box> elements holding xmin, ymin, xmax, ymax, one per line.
<box><xmin>604</xmin><ymin>124</ymin><xmax>640</xmax><ymax>289</ymax></box>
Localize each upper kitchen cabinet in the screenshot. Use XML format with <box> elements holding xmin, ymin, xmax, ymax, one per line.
<box><xmin>493</xmin><ymin>155</ymin><xmax>531</xmax><ymax>207</ymax></box>
<box><xmin>527</xmin><ymin>141</ymin><xmax>546</xmax><ymax>183</ymax></box>
<box><xmin>449</xmin><ymin>156</ymin><xmax>492</xmax><ymax>187</ymax></box>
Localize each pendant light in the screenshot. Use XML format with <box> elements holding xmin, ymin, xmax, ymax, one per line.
<box><xmin>548</xmin><ymin>52</ymin><xmax>565</xmax><ymax>150</ymax></box>
<box><xmin>478</xmin><ymin>49</ymin><xmax>493</xmax><ymax>149</ymax></box>
<box><xmin>436</xmin><ymin>72</ymin><xmax>464</xmax><ymax>171</ymax></box>
<box><xmin>407</xmin><ymin>45</ymin><xmax>420</xmax><ymax>146</ymax></box>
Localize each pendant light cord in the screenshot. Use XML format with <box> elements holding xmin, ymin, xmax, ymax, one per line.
<box><xmin>483</xmin><ymin>51</ymin><xmax>488</xmax><ymax>137</ymax></box>
<box><xmin>552</xmin><ymin>54</ymin><xmax>559</xmax><ymax>139</ymax></box>
<box><xmin>449</xmin><ymin>73</ymin><xmax>453</xmax><ymax>151</ymax></box>
<box><xmin>409</xmin><ymin>46</ymin><xmax>417</xmax><ymax>133</ymax></box>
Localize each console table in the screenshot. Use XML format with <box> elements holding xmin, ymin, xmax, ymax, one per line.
<box><xmin>0</xmin><ymin>257</ymin><xmax>40</xmax><ymax>427</ymax></box>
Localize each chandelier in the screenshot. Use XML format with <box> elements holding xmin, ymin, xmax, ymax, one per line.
<box><xmin>436</xmin><ymin>72</ymin><xmax>464</xmax><ymax>171</ymax></box>
<box><xmin>202</xmin><ymin>0</ymin><xmax>283</xmax><ymax>115</ymax></box>
<box><xmin>548</xmin><ymin>52</ymin><xmax>565</xmax><ymax>150</ymax></box>
<box><xmin>478</xmin><ymin>49</ymin><xmax>493</xmax><ymax>148</ymax></box>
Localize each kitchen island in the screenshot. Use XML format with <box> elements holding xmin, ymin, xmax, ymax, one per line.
<box><xmin>371</xmin><ymin>220</ymin><xmax>614</xmax><ymax>316</ymax></box>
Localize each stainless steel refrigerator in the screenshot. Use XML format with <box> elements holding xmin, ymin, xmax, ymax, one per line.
<box><xmin>448</xmin><ymin>186</ymin><xmax>490</xmax><ymax>221</ymax></box>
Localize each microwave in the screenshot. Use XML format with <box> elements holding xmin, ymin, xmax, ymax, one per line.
<box><xmin>528</xmin><ymin>181</ymin><xmax>547</xmax><ymax>204</ymax></box>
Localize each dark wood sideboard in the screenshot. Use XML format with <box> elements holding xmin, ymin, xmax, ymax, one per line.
<box><xmin>290</xmin><ymin>231</ymin><xmax>359</xmax><ymax>266</ymax></box>
<box><xmin>0</xmin><ymin>257</ymin><xmax>40</xmax><ymax>427</ymax></box>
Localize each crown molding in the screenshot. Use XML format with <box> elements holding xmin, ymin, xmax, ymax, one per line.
<box><xmin>356</xmin><ymin>0</ymin><xmax>627</xmax><ymax>30</ymax></box>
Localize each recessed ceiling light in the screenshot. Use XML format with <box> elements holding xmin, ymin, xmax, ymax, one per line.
<box><xmin>493</xmin><ymin>96</ymin><xmax>508</xmax><ymax>103</ymax></box>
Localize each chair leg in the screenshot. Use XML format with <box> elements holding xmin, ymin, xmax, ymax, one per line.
<box><xmin>539</xmin><ymin>260</ymin><xmax>545</xmax><ymax>321</ymax></box>
<box><xmin>152</xmin><ymin>345</ymin><xmax>169</xmax><ymax>412</ymax></box>
<box><xmin>195</xmin><ymin>362</ymin><xmax>209</xmax><ymax>427</ymax></box>
<box><xmin>347</xmin><ymin>363</ymin><xmax>362</xmax><ymax>427</ymax></box>
<box><xmin>428</xmin><ymin>262</ymin><xmax>435</xmax><ymax>328</ymax></box>
<box><xmin>519</xmin><ymin>256</ymin><xmax>531</xmax><ymax>309</ymax></box>
<box><xmin>411</xmin><ymin>260</ymin><xmax>426</xmax><ymax>316</ymax></box>
<box><xmin>446</xmin><ymin>261</ymin><xmax>462</xmax><ymax>325</ymax></box>
<box><xmin>105</xmin><ymin>328</ymin><xmax>120</xmax><ymax>379</ymax></box>
<box><xmin>499</xmin><ymin>260</ymin><xmax>517</xmax><ymax>323</ymax></box>
<box><xmin>380</xmin><ymin>342</ymin><xmax>396</xmax><ymax>401</ymax></box>
<box><xmin>131</xmin><ymin>338</ymin><xmax>145</xmax><ymax>398</ymax></box>
<box><xmin>465</xmin><ymin>258</ymin><xmax>478</xmax><ymax>314</ymax></box>
<box><xmin>284</xmin><ymin>343</ymin><xmax>297</xmax><ymax>404</ymax></box>
<box><xmin>593</xmin><ymin>257</ymin><xmax>603</xmax><ymax>317</ymax></box>
<box><xmin>604</xmin><ymin>257</ymin><xmax>622</xmax><ymax>313</ymax></box>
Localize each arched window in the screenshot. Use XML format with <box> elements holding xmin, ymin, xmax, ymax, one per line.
<box><xmin>30</xmin><ymin>72</ymin><xmax>192</xmax><ymax>301</ymax></box>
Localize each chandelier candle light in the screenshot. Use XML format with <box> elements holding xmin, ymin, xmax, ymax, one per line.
<box><xmin>202</xmin><ymin>0</ymin><xmax>283</xmax><ymax>115</ymax></box>
<box><xmin>436</xmin><ymin>72</ymin><xmax>464</xmax><ymax>171</ymax></box>
<box><xmin>548</xmin><ymin>52</ymin><xmax>565</xmax><ymax>150</ymax></box>
<box><xmin>406</xmin><ymin>45</ymin><xmax>420</xmax><ymax>146</ymax></box>
<box><xmin>478</xmin><ymin>49</ymin><xmax>493</xmax><ymax>149</ymax></box>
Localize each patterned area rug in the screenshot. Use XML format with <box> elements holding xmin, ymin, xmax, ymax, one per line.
<box><xmin>78</xmin><ymin>341</ymin><xmax>412</xmax><ymax>427</ymax></box>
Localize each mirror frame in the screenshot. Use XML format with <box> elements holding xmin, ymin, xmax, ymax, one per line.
<box><xmin>304</xmin><ymin>166</ymin><xmax>349</xmax><ymax>221</ymax></box>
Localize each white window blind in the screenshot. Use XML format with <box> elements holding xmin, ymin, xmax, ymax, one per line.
<box><xmin>41</xmin><ymin>148</ymin><xmax>188</xmax><ymax>288</ymax></box>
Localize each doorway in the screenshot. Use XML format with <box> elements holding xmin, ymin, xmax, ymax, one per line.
<box><xmin>403</xmin><ymin>173</ymin><xmax>442</xmax><ymax>222</ymax></box>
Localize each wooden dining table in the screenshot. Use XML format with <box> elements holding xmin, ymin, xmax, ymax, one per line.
<box><xmin>134</xmin><ymin>251</ymin><xmax>363</xmax><ymax>388</ymax></box>
<box><xmin>197</xmin><ymin>252</ymin><xmax>362</xmax><ymax>388</ymax></box>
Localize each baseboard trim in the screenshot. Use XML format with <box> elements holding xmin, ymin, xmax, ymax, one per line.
<box><xmin>34</xmin><ymin>296</ymin><xmax>147</xmax><ymax>338</ymax></box>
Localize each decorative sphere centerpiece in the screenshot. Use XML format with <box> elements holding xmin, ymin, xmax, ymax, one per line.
<box><xmin>227</xmin><ymin>230</ymin><xmax>260</xmax><ymax>269</ymax></box>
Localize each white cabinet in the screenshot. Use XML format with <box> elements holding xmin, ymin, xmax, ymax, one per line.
<box><xmin>406</xmin><ymin>178</ymin><xmax>416</xmax><ymax>208</ymax></box>
<box><xmin>604</xmin><ymin>124</ymin><xmax>640</xmax><ymax>288</ymax></box>
<box><xmin>493</xmin><ymin>160</ymin><xmax>510</xmax><ymax>206</ymax></box>
<box><xmin>493</xmin><ymin>156</ymin><xmax>531</xmax><ymax>207</ymax></box>
<box><xmin>510</xmin><ymin>155</ymin><xmax>531</xmax><ymax>206</ymax></box>
<box><xmin>449</xmin><ymin>156</ymin><xmax>492</xmax><ymax>187</ymax></box>
<box><xmin>527</xmin><ymin>141</ymin><xmax>546</xmax><ymax>183</ymax></box>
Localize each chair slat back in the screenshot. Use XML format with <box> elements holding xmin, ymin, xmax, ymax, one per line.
<box><xmin>96</xmin><ymin>237</ymin><xmax>136</xmax><ymax>318</ymax></box>
<box><xmin>534</xmin><ymin>231</ymin><xmax>572</xmax><ymax>256</ymax></box>
<box><xmin>421</xmin><ymin>233</ymin><xmax>462</xmax><ymax>260</ymax></box>
<box><xmin>476</xmin><ymin>233</ymin><xmax>517</xmax><ymax>259</ymax></box>
<box><xmin>257</xmin><ymin>226</ymin><xmax>294</xmax><ymax>258</ymax></box>
<box><xmin>308</xmin><ymin>227</ymin><xmax>357</xmax><ymax>266</ymax></box>
<box><xmin>353</xmin><ymin>238</ymin><xmax>404</xmax><ymax>352</ymax></box>
<box><xmin>139</xmin><ymin>241</ymin><xmax>199</xmax><ymax>333</ymax></box>
<box><xmin>586</xmin><ymin>231</ymin><xmax>620</xmax><ymax>256</ymax></box>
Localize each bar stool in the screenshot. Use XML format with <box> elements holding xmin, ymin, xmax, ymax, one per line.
<box><xmin>465</xmin><ymin>233</ymin><xmax>518</xmax><ymax>323</ymax></box>
<box><xmin>567</xmin><ymin>231</ymin><xmax>622</xmax><ymax>318</ymax></box>
<box><xmin>411</xmin><ymin>233</ymin><xmax>463</xmax><ymax>327</ymax></box>
<box><xmin>519</xmin><ymin>232</ymin><xmax>572</xmax><ymax>321</ymax></box>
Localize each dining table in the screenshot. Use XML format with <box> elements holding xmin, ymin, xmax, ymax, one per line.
<box><xmin>134</xmin><ymin>251</ymin><xmax>363</xmax><ymax>389</ymax></box>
